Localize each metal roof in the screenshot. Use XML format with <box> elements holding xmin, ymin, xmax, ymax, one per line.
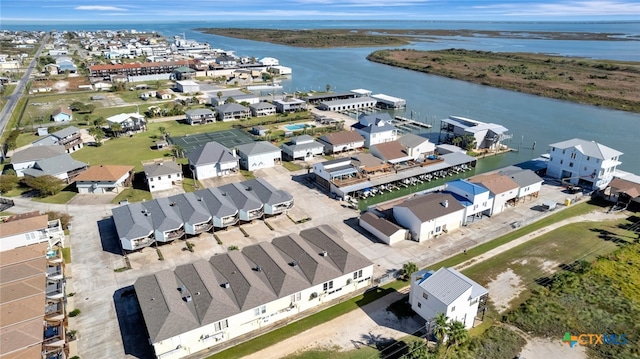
<box><xmin>418</xmin><ymin>267</ymin><xmax>487</xmax><ymax>305</ymax></box>
<box><xmin>548</xmin><ymin>138</ymin><xmax>622</xmax><ymax>159</ymax></box>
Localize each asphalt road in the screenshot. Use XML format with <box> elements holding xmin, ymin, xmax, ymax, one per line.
<box><xmin>0</xmin><ymin>35</ymin><xmax>48</xmax><ymax>136</ymax></box>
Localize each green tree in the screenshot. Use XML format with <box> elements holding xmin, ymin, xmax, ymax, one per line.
<box><xmin>402</xmin><ymin>340</ymin><xmax>433</xmax><ymax>359</ymax></box>
<box><xmin>326</xmin><ymin>84</ymin><xmax>331</xmax><ymax>92</ymax></box>
<box><xmin>93</xmin><ymin>116</ymin><xmax>106</xmax><ymax>128</ymax></box>
<box><xmin>226</xmin><ymin>96</ymin><xmax>236</xmax><ymax>103</ymax></box>
<box><xmin>158</xmin><ymin>126</ymin><xmax>167</xmax><ymax>138</ymax></box>
<box><xmin>88</xmin><ymin>127</ymin><xmax>104</xmax><ymax>146</ymax></box>
<box><xmin>0</xmin><ymin>174</ymin><xmax>19</xmax><ymax>194</ymax></box>
<box><xmin>172</xmin><ymin>145</ymin><xmax>184</xmax><ymax>158</ymax></box>
<box><xmin>24</xmin><ymin>175</ymin><xmax>65</xmax><ymax>197</ymax></box>
<box><xmin>110</xmin><ymin>123</ymin><xmax>123</xmax><ymax>137</ymax></box>
<box><xmin>445</xmin><ymin>320</ymin><xmax>469</xmax><ymax>357</ymax></box>
<box><xmin>400</xmin><ymin>261</ymin><xmax>419</xmax><ymax>280</ymax></box>
<box><xmin>46</xmin><ymin>211</ymin><xmax>74</xmax><ymax>230</ymax></box>
<box><xmin>433</xmin><ymin>313</ymin><xmax>449</xmax><ymax>346</ymax></box>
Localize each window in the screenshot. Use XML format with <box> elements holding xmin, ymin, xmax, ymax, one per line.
<box><xmin>323</xmin><ymin>281</ymin><xmax>333</xmax><ymax>291</ymax></box>
<box><xmin>149</xmin><ymin>178</ymin><xmax>153</xmax><ymax>182</ymax></box>
<box><xmin>168</xmin><ymin>175</ymin><xmax>171</xmax><ymax>179</ymax></box>
<box><xmin>569</xmin><ymin>162</ymin><xmax>574</xmax><ymax>168</ymax></box>
<box><xmin>451</xmin><ymin>306</ymin><xmax>456</xmax><ymax>312</ymax></box>
<box><xmin>214</xmin><ymin>319</ymin><xmax>228</xmax><ymax>332</ymax></box>
<box><xmin>157</xmin><ymin>176</ymin><xmax>161</xmax><ymax>180</ymax></box>
<box><xmin>422</xmin><ymin>292</ymin><xmax>428</xmax><ymax>300</ymax></box>
<box><xmin>482</xmin><ymin>202</ymin><xmax>487</xmax><ymax>207</ymax></box>
<box><xmin>417</xmin><ymin>302</ymin><xmax>422</xmax><ymax>308</ymax></box>
<box><xmin>25</xmin><ymin>232</ymin><xmax>36</xmax><ymax>240</ymax></box>
<box><xmin>562</xmin><ymin>149</ymin><xmax>566</xmax><ymax>154</ymax></box>
<box><xmin>571</xmin><ymin>152</ymin><xmax>577</xmax><ymax>160</ymax></box>
<box><xmin>151</xmin><ymin>185</ymin><xmax>155</xmax><ymax>189</ymax></box>
<box><xmin>435</xmin><ymin>226</ymin><xmax>441</xmax><ymax>233</ymax></box>
<box><xmin>290</xmin><ymin>292</ymin><xmax>301</xmax><ymax>303</ymax></box>
<box><xmin>584</xmin><ymin>167</ymin><xmax>587</xmax><ymax>171</ymax></box>
<box><xmin>353</xmin><ymin>270</ymin><xmax>363</xmax><ymax>280</ymax></box>
<box><xmin>560</xmin><ymin>160</ymin><xmax>563</xmax><ymax>165</ymax></box>
<box><xmin>254</xmin><ymin>305</ymin><xmax>266</xmax><ymax>316</ymax></box>
<box><xmin>587</xmin><ymin>156</ymin><xmax>590</xmax><ymax>161</ymax></box>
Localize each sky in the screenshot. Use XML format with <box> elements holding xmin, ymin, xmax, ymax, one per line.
<box><xmin>2</xmin><ymin>0</ymin><xmax>640</xmax><ymax>23</ymax></box>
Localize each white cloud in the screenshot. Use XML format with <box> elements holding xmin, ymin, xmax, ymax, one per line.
<box><xmin>75</xmin><ymin>5</ymin><xmax>128</xmax><ymax>11</ymax></box>
<box><xmin>472</xmin><ymin>1</ymin><xmax>640</xmax><ymax>16</ymax></box>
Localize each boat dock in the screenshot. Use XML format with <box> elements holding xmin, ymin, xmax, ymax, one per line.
<box><xmin>391</xmin><ymin>116</ymin><xmax>433</xmax><ymax>134</ymax></box>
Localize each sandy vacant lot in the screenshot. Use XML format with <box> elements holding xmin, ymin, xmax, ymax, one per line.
<box><xmin>486</xmin><ymin>269</ymin><xmax>525</xmax><ymax>314</ymax></box>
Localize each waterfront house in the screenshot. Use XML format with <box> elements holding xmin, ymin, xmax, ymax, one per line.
<box><xmin>546</xmin><ymin>138</ymin><xmax>622</xmax><ymax>190</ymax></box>
<box><xmin>398</xmin><ymin>133</ymin><xmax>436</xmax><ymax>160</ymax></box>
<box><xmin>445</xmin><ymin>179</ymin><xmax>493</xmax><ymax>224</ymax></box>
<box><xmin>409</xmin><ymin>267</ymin><xmax>488</xmax><ymax>329</ymax></box>
<box><xmin>317</xmin><ymin>131</ymin><xmax>365</xmax><ymax>154</ymax></box>
<box><xmin>469</xmin><ymin>173</ymin><xmax>519</xmax><ymax>216</ymax></box>
<box><xmin>352</xmin><ymin>113</ymin><xmax>398</xmax><ymax>148</ymax></box>
<box><xmin>317</xmin><ymin>97</ymin><xmax>376</xmax><ymax>112</ymax></box>
<box><xmin>499</xmin><ymin>166</ymin><xmax>544</xmax><ymax>203</ymax></box>
<box><xmin>439</xmin><ymin>116</ymin><xmax>511</xmax><ymax>151</ymax></box>
<box><xmin>369</xmin><ymin>141</ymin><xmax>412</xmax><ymax>164</ymax></box>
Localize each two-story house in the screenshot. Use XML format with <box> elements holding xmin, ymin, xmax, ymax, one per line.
<box><xmin>106</xmin><ymin>113</ymin><xmax>147</xmax><ymax>133</ymax></box>
<box><xmin>469</xmin><ymin>173</ymin><xmax>519</xmax><ymax>215</ymax></box>
<box><xmin>546</xmin><ymin>138</ymin><xmax>623</xmax><ymax>190</ymax></box>
<box><xmin>409</xmin><ymin>267</ymin><xmax>488</xmax><ymax>329</ymax></box>
<box><xmin>393</xmin><ymin>192</ymin><xmax>466</xmax><ymax>242</ymax></box>
<box><xmin>143</xmin><ymin>160</ymin><xmax>183</xmax><ymax>192</ymax></box>
<box><xmin>351</xmin><ymin>113</ymin><xmax>398</xmax><ymax>148</ymax></box>
<box><xmin>317</xmin><ymin>131</ymin><xmax>365</xmax><ymax>154</ymax></box>
<box><xmin>32</xmin><ymin>126</ymin><xmax>83</xmax><ymax>153</ymax></box>
<box><xmin>187</xmin><ymin>141</ymin><xmax>238</xmax><ymax>180</ymax></box>
<box><xmin>445</xmin><ymin>179</ymin><xmax>493</xmax><ymax>224</ymax></box>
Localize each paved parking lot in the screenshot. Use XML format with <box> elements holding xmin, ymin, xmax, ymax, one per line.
<box><xmin>7</xmin><ymin>163</ymin><xmax>580</xmax><ymax>359</ymax></box>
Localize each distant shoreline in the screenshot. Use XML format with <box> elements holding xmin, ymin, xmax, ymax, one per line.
<box><xmin>367</xmin><ymin>49</ymin><xmax>640</xmax><ymax>113</ymax></box>
<box><xmin>195</xmin><ymin>28</ymin><xmax>639</xmax><ymax>48</ymax></box>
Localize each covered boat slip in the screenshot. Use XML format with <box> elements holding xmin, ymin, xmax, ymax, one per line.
<box><xmin>330</xmin><ymin>152</ymin><xmax>476</xmax><ymax>200</ymax></box>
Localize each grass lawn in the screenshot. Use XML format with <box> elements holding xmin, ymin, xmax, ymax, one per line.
<box><xmin>182</xmin><ymin>178</ymin><xmax>202</xmax><ymax>192</ymax></box>
<box><xmin>461</xmin><ymin>217</ymin><xmax>632</xmax><ymax>309</ymax></box>
<box><xmin>61</xmin><ymin>247</ymin><xmax>71</xmax><ymax>264</ymax></box>
<box><xmin>71</xmin><ymin>136</ymin><xmax>174</xmax><ymax>171</ymax></box>
<box><xmin>111</xmin><ymin>188</ymin><xmax>152</xmax><ymax>204</ymax></box>
<box><xmin>32</xmin><ymin>190</ymin><xmax>76</xmax><ymax>204</ymax></box>
<box><xmin>240</xmin><ymin>170</ymin><xmax>255</xmax><ymax>180</ymax></box>
<box><xmin>283</xmin><ymin>346</ymin><xmax>378</xmax><ymax>359</ymax></box>
<box><xmin>282</xmin><ymin>161</ymin><xmax>303</xmax><ymax>172</ymax></box>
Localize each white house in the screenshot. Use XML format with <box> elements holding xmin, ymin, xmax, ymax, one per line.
<box><xmin>74</xmin><ymin>165</ymin><xmax>133</xmax><ymax>194</ymax></box>
<box><xmin>546</xmin><ymin>138</ymin><xmax>623</xmax><ymax>190</ymax></box>
<box><xmin>499</xmin><ymin>166</ymin><xmax>544</xmax><ymax>203</ymax></box>
<box><xmin>398</xmin><ymin>133</ymin><xmax>435</xmax><ymax>160</ymax></box>
<box><xmin>10</xmin><ymin>145</ymin><xmax>67</xmax><ymax>177</ymax></box>
<box><xmin>359</xmin><ymin>212</ymin><xmax>408</xmax><ymax>245</ymax></box>
<box><xmin>369</xmin><ymin>141</ymin><xmax>413</xmax><ymax>164</ymax></box>
<box><xmin>280</xmin><ymin>135</ymin><xmax>324</xmax><ymax>161</ymax></box>
<box><xmin>317</xmin><ymin>131</ymin><xmax>365</xmax><ymax>154</ymax></box>
<box><xmin>270</xmin><ymin>65</ymin><xmax>292</xmax><ymax>75</ymax></box>
<box><xmin>235</xmin><ymin>141</ymin><xmax>282</xmax><ymax>171</ymax></box>
<box><xmin>106</xmin><ymin>113</ymin><xmax>146</xmax><ymax>132</ymax></box>
<box><xmin>469</xmin><ymin>173</ymin><xmax>519</xmax><ymax>216</ymax></box>
<box><xmin>393</xmin><ymin>192</ymin><xmax>466</xmax><ymax>242</ymax></box>
<box><xmin>134</xmin><ymin>225</ymin><xmax>373</xmax><ymax>359</ymax></box>
<box><xmin>409</xmin><ymin>267</ymin><xmax>488</xmax><ymax>329</ymax></box>
<box><xmin>352</xmin><ymin>113</ymin><xmax>398</xmax><ymax>148</ymax></box>
<box><xmin>143</xmin><ymin>160</ymin><xmax>183</xmax><ymax>192</ymax></box>
<box><xmin>185</xmin><ymin>109</ymin><xmax>215</xmax><ymax>125</ymax></box>
<box><xmin>273</xmin><ymin>98</ymin><xmax>306</xmax><ymax>113</ymax></box>
<box><xmin>249</xmin><ymin>102</ymin><xmax>276</xmax><ymax>117</ymax></box>
<box><xmin>0</xmin><ymin>212</ymin><xmax>65</xmax><ymax>251</ymax></box>
<box><xmin>445</xmin><ymin>179</ymin><xmax>493</xmax><ymax>224</ymax></box>
<box><xmin>258</xmin><ymin>57</ymin><xmax>279</xmax><ymax>66</ymax></box>
<box><xmin>21</xmin><ymin>154</ymin><xmax>88</xmax><ymax>183</ymax></box>
<box><xmin>439</xmin><ymin>116</ymin><xmax>511</xmax><ymax>151</ymax></box>
<box><xmin>187</xmin><ymin>142</ymin><xmax>238</xmax><ymax>180</ymax></box>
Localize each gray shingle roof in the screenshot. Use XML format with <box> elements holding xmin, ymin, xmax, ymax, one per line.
<box><xmin>169</xmin><ymin>192</ymin><xmax>211</xmax><ymax>226</ymax></box>
<box><xmin>187</xmin><ymin>141</ymin><xmax>236</xmax><ymax>166</ymax></box>
<box><xmin>135</xmin><ymin>225</ymin><xmax>372</xmax><ymax>343</ymax></box>
<box><xmin>22</xmin><ymin>154</ymin><xmax>87</xmax><ymax>177</ymax></box>
<box><xmin>398</xmin><ymin>133</ymin><xmax>429</xmax><ymax>148</ymax></box>
<box><xmin>51</xmin><ymin>126</ymin><xmax>80</xmax><ymax>139</ymax></box>
<box><xmin>499</xmin><ymin>166</ymin><xmax>544</xmax><ymax>188</ymax></box>
<box><xmin>353</xmin><ymin>113</ymin><xmax>396</xmax><ymax>134</ymax></box>
<box><xmin>142</xmin><ymin>198</ymin><xmax>183</xmax><ymax>233</ymax></box>
<box><xmin>360</xmin><ymin>212</ymin><xmax>405</xmax><ymax>237</ymax></box>
<box><xmin>10</xmin><ymin>145</ymin><xmax>66</xmax><ymax>163</ymax></box>
<box><xmin>216</xmin><ymin>103</ymin><xmax>248</xmax><ymax>113</ymax></box>
<box><xmin>193</xmin><ymin>187</ymin><xmax>238</xmax><ymax>219</ymax></box>
<box><xmin>143</xmin><ymin>161</ymin><xmax>182</xmax><ymax>177</ymax></box>
<box><xmin>235</xmin><ymin>141</ymin><xmax>281</xmax><ymax>156</ymax></box>
<box><xmin>242</xmin><ymin>178</ymin><xmax>293</xmax><ymax>206</ymax></box>
<box><xmin>218</xmin><ymin>182</ymin><xmax>263</xmax><ymax>212</ymax></box>
<box><xmin>112</xmin><ymin>202</ymin><xmax>154</xmax><ymax>240</ymax></box>
<box><xmin>185</xmin><ymin>108</ymin><xmax>214</xmax><ymax>117</ymax></box>
<box><xmin>549</xmin><ymin>138</ymin><xmax>622</xmax><ymax>159</ymax></box>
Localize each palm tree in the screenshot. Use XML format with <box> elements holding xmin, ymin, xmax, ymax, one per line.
<box><xmin>93</xmin><ymin>116</ymin><xmax>106</xmax><ymax>128</ymax></box>
<box><xmin>445</xmin><ymin>320</ymin><xmax>469</xmax><ymax>355</ymax></box>
<box><xmin>433</xmin><ymin>313</ymin><xmax>449</xmax><ymax>346</ymax></box>
<box><xmin>158</xmin><ymin>126</ymin><xmax>167</xmax><ymax>139</ymax></box>
<box><xmin>110</xmin><ymin>123</ymin><xmax>123</xmax><ymax>137</ymax></box>
<box><xmin>326</xmin><ymin>84</ymin><xmax>331</xmax><ymax>93</ymax></box>
<box><xmin>216</xmin><ymin>91</ymin><xmax>223</xmax><ymax>103</ymax></box>
<box><xmin>172</xmin><ymin>145</ymin><xmax>184</xmax><ymax>158</ymax></box>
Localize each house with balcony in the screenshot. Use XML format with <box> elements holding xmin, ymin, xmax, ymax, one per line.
<box><xmin>499</xmin><ymin>166</ymin><xmax>544</xmax><ymax>203</ymax></box>
<box><xmin>0</xmin><ymin>214</ymin><xmax>67</xmax><ymax>359</ymax></box>
<box><xmin>546</xmin><ymin>138</ymin><xmax>623</xmax><ymax>190</ymax></box>
<box><xmin>409</xmin><ymin>267</ymin><xmax>488</xmax><ymax>329</ymax></box>
<box><xmin>317</xmin><ymin>131</ymin><xmax>365</xmax><ymax>154</ymax></box>
<box><xmin>187</xmin><ymin>141</ymin><xmax>238</xmax><ymax>180</ymax></box>
<box><xmin>280</xmin><ymin>135</ymin><xmax>324</xmax><ymax>161</ymax></box>
<box><xmin>445</xmin><ymin>179</ymin><xmax>493</xmax><ymax>224</ymax></box>
<box><xmin>273</xmin><ymin>97</ymin><xmax>306</xmax><ymax>113</ymax></box>
<box><xmin>352</xmin><ymin>113</ymin><xmax>398</xmax><ymax>148</ymax></box>
<box><xmin>398</xmin><ymin>133</ymin><xmax>436</xmax><ymax>160</ymax></box>
<box><xmin>10</xmin><ymin>145</ymin><xmax>66</xmax><ymax>177</ymax></box>
<box><xmin>74</xmin><ymin>164</ymin><xmax>134</xmax><ymax>194</ymax></box>
<box><xmin>369</xmin><ymin>140</ymin><xmax>412</xmax><ymax>164</ymax></box>
<box><xmin>21</xmin><ymin>153</ymin><xmax>88</xmax><ymax>183</ymax></box>
<box><xmin>32</xmin><ymin>125</ymin><xmax>83</xmax><ymax>153</ymax></box>
<box><xmin>216</xmin><ymin>103</ymin><xmax>250</xmax><ymax>121</ymax></box>
<box><xmin>134</xmin><ymin>225</ymin><xmax>373</xmax><ymax>359</ymax></box>
<box><xmin>106</xmin><ymin>113</ymin><xmax>147</xmax><ymax>133</ymax></box>
<box><xmin>250</xmin><ymin>102</ymin><xmax>276</xmax><ymax>117</ymax></box>
<box><xmin>186</xmin><ymin>109</ymin><xmax>215</xmax><ymax>125</ymax></box>
<box><xmin>143</xmin><ymin>160</ymin><xmax>182</xmax><ymax>192</ymax></box>
<box><xmin>112</xmin><ymin>179</ymin><xmax>293</xmax><ymax>251</ymax></box>
<box><xmin>468</xmin><ymin>173</ymin><xmax>519</xmax><ymax>216</ymax></box>
<box><xmin>439</xmin><ymin>116</ymin><xmax>511</xmax><ymax>151</ymax></box>
<box><xmin>393</xmin><ymin>192</ymin><xmax>466</xmax><ymax>242</ymax></box>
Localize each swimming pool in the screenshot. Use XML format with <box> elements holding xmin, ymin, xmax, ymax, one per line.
<box><xmin>283</xmin><ymin>123</ymin><xmax>308</xmax><ymax>131</ymax></box>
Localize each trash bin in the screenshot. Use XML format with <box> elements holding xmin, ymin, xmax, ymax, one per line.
<box><xmin>564</xmin><ymin>198</ymin><xmax>572</xmax><ymax>206</ymax></box>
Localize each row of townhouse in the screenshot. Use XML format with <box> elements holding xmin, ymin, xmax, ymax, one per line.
<box><xmin>111</xmin><ymin>178</ymin><xmax>293</xmax><ymax>251</ymax></box>
<box><xmin>360</xmin><ymin>167</ymin><xmax>543</xmax><ymax>244</ymax></box>
<box><xmin>135</xmin><ymin>224</ymin><xmax>373</xmax><ymax>359</ymax></box>
<box><xmin>0</xmin><ymin>212</ymin><xmax>68</xmax><ymax>359</ymax></box>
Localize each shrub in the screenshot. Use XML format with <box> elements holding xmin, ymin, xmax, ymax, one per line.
<box><xmin>69</xmin><ymin>309</ymin><xmax>81</xmax><ymax>317</ymax></box>
<box><xmin>46</xmin><ymin>211</ymin><xmax>73</xmax><ymax>230</ymax></box>
<box><xmin>228</xmin><ymin>245</ymin><xmax>239</xmax><ymax>251</ymax></box>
